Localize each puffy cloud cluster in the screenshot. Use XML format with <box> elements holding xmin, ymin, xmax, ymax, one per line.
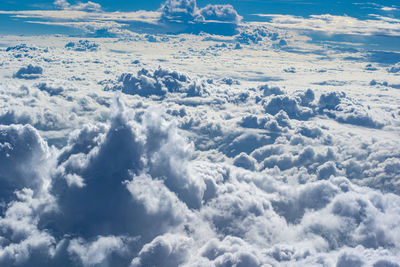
<box><xmin>6</xmin><ymin>44</ymin><xmax>37</xmax><ymax>53</ymax></box>
<box><xmin>0</xmin><ymin>124</ymin><xmax>51</xmax><ymax>201</ymax></box>
<box><xmin>260</xmin><ymin>87</ymin><xmax>383</xmax><ymax>128</ymax></box>
<box><xmin>65</xmin><ymin>40</ymin><xmax>99</xmax><ymax>51</ymax></box>
<box><xmin>0</xmin><ymin>96</ymin><xmax>399</xmax><ymax>266</ymax></box>
<box><xmin>0</xmin><ymin>0</ymin><xmax>242</xmax><ymax>36</ymax></box>
<box><xmin>160</xmin><ymin>0</ymin><xmax>242</xmax><ymax>24</ymax></box>
<box><xmin>199</xmin><ymin>4</ymin><xmax>241</xmax><ymax>24</ymax></box>
<box><xmin>317</xmin><ymin>91</ymin><xmax>384</xmax><ymax>129</ymax></box>
<box><xmin>13</xmin><ymin>65</ymin><xmax>43</xmax><ymax>79</ymax></box>
<box><xmin>54</xmin><ymin>0</ymin><xmax>102</xmax><ymax>12</ymax></box>
<box><xmin>160</xmin><ymin>0</ymin><xmax>198</xmax><ymax>23</ymax></box>
<box><xmin>105</xmin><ymin>67</ymin><xmax>208</xmax><ymax>97</ymax></box>
<box><xmin>388</xmin><ymin>63</ymin><xmax>400</xmax><ymax>73</ymax></box>
<box><xmin>235</xmin><ymin>26</ymin><xmax>269</xmax><ymax>44</ymax></box>
<box><xmin>5</xmin><ymin>43</ymin><xmax>48</xmax><ymax>59</ymax></box>
<box><xmin>234</xmin><ymin>25</ymin><xmax>284</xmax><ymax>46</ymax></box>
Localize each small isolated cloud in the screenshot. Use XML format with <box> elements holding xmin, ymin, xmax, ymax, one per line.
<box><xmin>199</xmin><ymin>4</ymin><xmax>242</xmax><ymax>24</ymax></box>
<box><xmin>381</xmin><ymin>7</ymin><xmax>398</xmax><ymax>12</ymax></box>
<box><xmin>160</xmin><ymin>0</ymin><xmax>198</xmax><ymax>23</ymax></box>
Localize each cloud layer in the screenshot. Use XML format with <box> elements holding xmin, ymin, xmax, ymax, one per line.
<box><xmin>0</xmin><ymin>6</ymin><xmax>400</xmax><ymax>264</ymax></box>
<box><xmin>0</xmin><ymin>94</ymin><xmax>399</xmax><ymax>266</ymax></box>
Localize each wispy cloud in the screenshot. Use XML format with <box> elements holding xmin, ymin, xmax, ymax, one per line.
<box><xmin>254</xmin><ymin>13</ymin><xmax>400</xmax><ymax>36</ymax></box>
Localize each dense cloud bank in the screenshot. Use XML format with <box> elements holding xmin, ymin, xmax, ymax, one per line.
<box><xmin>1</xmin><ymin>24</ymin><xmax>400</xmax><ymax>265</ymax></box>
<box><xmin>0</xmin><ymin>96</ymin><xmax>399</xmax><ymax>266</ymax></box>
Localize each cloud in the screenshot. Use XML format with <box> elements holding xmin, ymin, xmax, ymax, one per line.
<box><xmin>105</xmin><ymin>67</ymin><xmax>208</xmax><ymax>97</ymax></box>
<box><xmin>0</xmin><ymin>0</ymin><xmax>241</xmax><ymax>36</ymax></box>
<box><xmin>160</xmin><ymin>0</ymin><xmax>242</xmax><ymax>24</ymax></box>
<box><xmin>1</xmin><ymin>24</ymin><xmax>400</xmax><ymax>267</ymax></box>
<box><xmin>13</xmin><ymin>65</ymin><xmax>43</xmax><ymax>79</ymax></box>
<box><xmin>388</xmin><ymin>63</ymin><xmax>400</xmax><ymax>73</ymax></box>
<box><xmin>199</xmin><ymin>4</ymin><xmax>242</xmax><ymax>24</ymax></box>
<box><xmin>0</xmin><ymin>96</ymin><xmax>399</xmax><ymax>266</ymax></box>
<box><xmin>68</xmin><ymin>236</ymin><xmax>130</xmax><ymax>266</ymax></box>
<box><xmin>160</xmin><ymin>0</ymin><xmax>198</xmax><ymax>23</ymax></box>
<box><xmin>130</xmin><ymin>234</ymin><xmax>191</xmax><ymax>267</ymax></box>
<box><xmin>255</xmin><ymin>14</ymin><xmax>400</xmax><ymax>36</ymax></box>
<box><xmin>65</xmin><ymin>40</ymin><xmax>99</xmax><ymax>51</ymax></box>
<box><xmin>54</xmin><ymin>0</ymin><xmax>102</xmax><ymax>12</ymax></box>
<box><xmin>0</xmin><ymin>124</ymin><xmax>51</xmax><ymax>201</ymax></box>
<box><xmin>6</xmin><ymin>44</ymin><xmax>38</xmax><ymax>53</ymax></box>
<box><xmin>317</xmin><ymin>92</ymin><xmax>384</xmax><ymax>129</ymax></box>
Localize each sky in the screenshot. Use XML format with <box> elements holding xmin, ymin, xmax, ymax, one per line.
<box><xmin>1</xmin><ymin>0</ymin><xmax>400</xmax><ymax>16</ymax></box>
<box><xmin>1</xmin><ymin>0</ymin><xmax>400</xmax><ymax>34</ymax></box>
<box><xmin>1</xmin><ymin>0</ymin><xmax>400</xmax><ymax>266</ymax></box>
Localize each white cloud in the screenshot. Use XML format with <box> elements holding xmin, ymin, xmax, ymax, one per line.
<box><xmin>130</xmin><ymin>234</ymin><xmax>191</xmax><ymax>267</ymax></box>
<box><xmin>254</xmin><ymin>14</ymin><xmax>400</xmax><ymax>36</ymax></box>
<box><xmin>68</xmin><ymin>236</ymin><xmax>130</xmax><ymax>266</ymax></box>
<box><xmin>54</xmin><ymin>0</ymin><xmax>102</xmax><ymax>12</ymax></box>
<box><xmin>160</xmin><ymin>0</ymin><xmax>242</xmax><ymax>24</ymax></box>
<box><xmin>0</xmin><ymin>96</ymin><xmax>399</xmax><ymax>265</ymax></box>
<box><xmin>1</xmin><ymin>19</ymin><xmax>400</xmax><ymax>266</ymax></box>
<box><xmin>0</xmin><ymin>0</ymin><xmax>242</xmax><ymax>36</ymax></box>
<box><xmin>14</xmin><ymin>65</ymin><xmax>43</xmax><ymax>79</ymax></box>
<box><xmin>105</xmin><ymin>67</ymin><xmax>208</xmax><ymax>97</ymax></box>
<box><xmin>199</xmin><ymin>4</ymin><xmax>242</xmax><ymax>24</ymax></box>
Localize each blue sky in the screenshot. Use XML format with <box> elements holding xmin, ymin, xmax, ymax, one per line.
<box><xmin>1</xmin><ymin>0</ymin><xmax>399</xmax><ymax>50</ymax></box>
<box><xmin>1</xmin><ymin>0</ymin><xmax>400</xmax><ymax>18</ymax></box>
<box><xmin>0</xmin><ymin>0</ymin><xmax>399</xmax><ymax>55</ymax></box>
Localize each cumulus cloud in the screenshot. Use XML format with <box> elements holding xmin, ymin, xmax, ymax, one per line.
<box><xmin>1</xmin><ymin>16</ymin><xmax>400</xmax><ymax>266</ymax></box>
<box><xmin>0</xmin><ymin>95</ymin><xmax>399</xmax><ymax>266</ymax></box>
<box><xmin>13</xmin><ymin>65</ymin><xmax>43</xmax><ymax>79</ymax></box>
<box><xmin>54</xmin><ymin>0</ymin><xmax>102</xmax><ymax>12</ymax></box>
<box><xmin>130</xmin><ymin>234</ymin><xmax>191</xmax><ymax>267</ymax></box>
<box><xmin>68</xmin><ymin>236</ymin><xmax>130</xmax><ymax>266</ymax></box>
<box><xmin>0</xmin><ymin>124</ymin><xmax>51</xmax><ymax>201</ymax></box>
<box><xmin>160</xmin><ymin>0</ymin><xmax>242</xmax><ymax>24</ymax></box>
<box><xmin>0</xmin><ymin>0</ymin><xmax>241</xmax><ymax>36</ymax></box>
<box><xmin>105</xmin><ymin>67</ymin><xmax>208</xmax><ymax>97</ymax></box>
<box><xmin>317</xmin><ymin>91</ymin><xmax>384</xmax><ymax>129</ymax></box>
<box><xmin>65</xmin><ymin>40</ymin><xmax>99</xmax><ymax>51</ymax></box>
<box><xmin>198</xmin><ymin>4</ymin><xmax>242</xmax><ymax>24</ymax></box>
<box><xmin>6</xmin><ymin>43</ymin><xmax>38</xmax><ymax>53</ymax></box>
<box><xmin>160</xmin><ymin>0</ymin><xmax>198</xmax><ymax>23</ymax></box>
